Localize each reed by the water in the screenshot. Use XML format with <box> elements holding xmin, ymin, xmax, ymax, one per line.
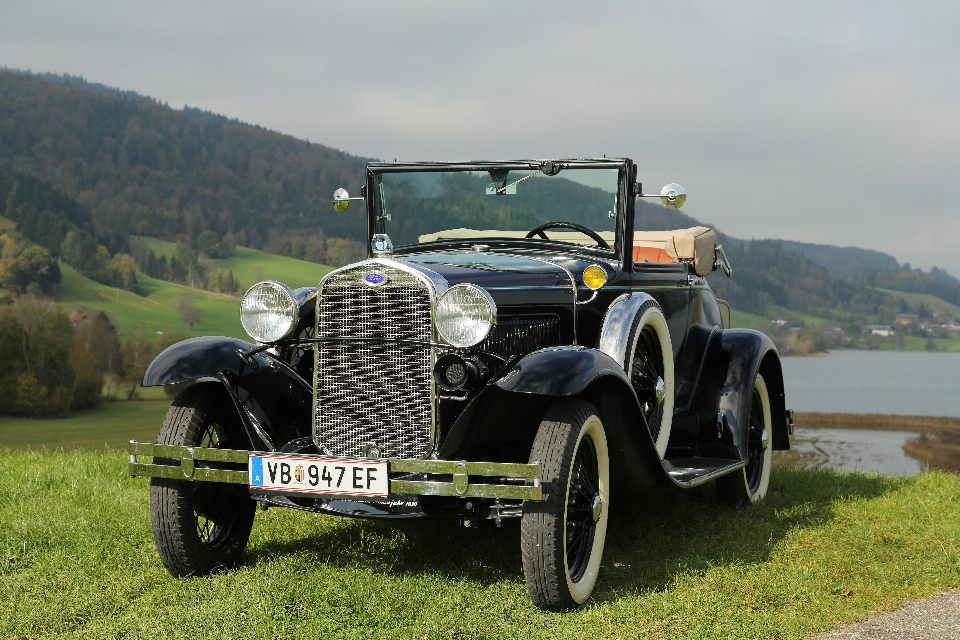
<box><xmin>796</xmin><ymin>412</ymin><xmax>960</xmax><ymax>434</ymax></box>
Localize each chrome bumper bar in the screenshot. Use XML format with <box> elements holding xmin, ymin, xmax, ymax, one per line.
<box><xmin>128</xmin><ymin>441</ymin><xmax>543</xmax><ymax>501</ymax></box>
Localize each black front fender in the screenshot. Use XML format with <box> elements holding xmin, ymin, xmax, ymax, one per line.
<box><xmin>143</xmin><ymin>336</ymin><xmax>254</xmax><ymax>386</ymax></box>
<box><xmin>143</xmin><ymin>336</ymin><xmax>313</xmax><ymax>451</ymax></box>
<box><xmin>494</xmin><ymin>346</ymin><xmax>632</xmax><ymax>396</ymax></box>
<box><xmin>482</xmin><ymin>345</ymin><xmax>667</xmax><ymax>492</ymax></box>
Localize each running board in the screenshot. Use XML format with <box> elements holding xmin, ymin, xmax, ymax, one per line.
<box><xmin>662</xmin><ymin>457</ymin><xmax>746</xmax><ymax>487</ymax></box>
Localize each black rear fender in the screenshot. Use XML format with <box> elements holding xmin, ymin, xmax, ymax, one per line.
<box><xmin>719</xmin><ymin>329</ymin><xmax>789</xmax><ymax>453</ymax></box>
<box><xmin>143</xmin><ymin>336</ymin><xmax>313</xmax><ymax>451</ymax></box>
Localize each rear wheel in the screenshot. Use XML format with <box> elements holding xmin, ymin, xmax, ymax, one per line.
<box><xmin>521</xmin><ymin>399</ymin><xmax>609</xmax><ymax>610</ymax></box>
<box><xmin>150</xmin><ymin>385</ymin><xmax>255</xmax><ymax>576</ymax></box>
<box><xmin>716</xmin><ymin>374</ymin><xmax>773</xmax><ymax>505</ymax></box>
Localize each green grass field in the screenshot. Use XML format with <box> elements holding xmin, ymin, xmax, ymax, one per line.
<box><xmin>0</xmin><ymin>395</ymin><xmax>169</xmax><ymax>450</ymax></box>
<box><xmin>729</xmin><ymin>308</ymin><xmax>773</xmax><ymax>330</ymax></box>
<box><xmin>215</xmin><ymin>246</ymin><xmax>331</xmax><ymax>291</ymax></box>
<box><xmin>1</xmin><ymin>448</ymin><xmax>958</xmax><ymax>639</ymax></box>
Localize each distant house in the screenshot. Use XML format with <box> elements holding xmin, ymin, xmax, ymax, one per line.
<box><xmin>922</xmin><ymin>317</ymin><xmax>960</xmax><ymax>332</ymax></box>
<box><xmin>863</xmin><ymin>325</ymin><xmax>895</xmax><ymax>337</ymax></box>
<box><xmin>68</xmin><ymin>312</ymin><xmax>86</xmax><ymax>326</ymax></box>
<box><xmin>771</xmin><ymin>318</ymin><xmax>788</xmax><ymax>326</ymax></box>
<box><xmin>894</xmin><ymin>313</ymin><xmax>918</xmax><ymax>325</ymax></box>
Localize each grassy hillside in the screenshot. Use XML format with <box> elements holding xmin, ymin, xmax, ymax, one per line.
<box><xmin>874</xmin><ymin>287</ymin><xmax>960</xmax><ymax>319</ymax></box>
<box><xmin>2</xmin><ymin>450</ymin><xmax>959</xmax><ymax>638</ymax></box>
<box><xmin>54</xmin><ymin>262</ymin><xmax>244</xmax><ymax>338</ymax></box>
<box><xmin>48</xmin><ymin>241</ymin><xmax>331</xmax><ymax>338</ymax></box>
<box><xmin>136</xmin><ymin>236</ymin><xmax>331</xmax><ymax>291</ymax></box>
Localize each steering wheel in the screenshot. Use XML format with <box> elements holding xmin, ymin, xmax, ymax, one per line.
<box><xmin>525</xmin><ymin>221</ymin><xmax>611</xmax><ymax>250</ymax></box>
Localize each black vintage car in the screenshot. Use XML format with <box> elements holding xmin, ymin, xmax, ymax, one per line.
<box><xmin>130</xmin><ymin>158</ymin><xmax>792</xmax><ymax>610</ymax></box>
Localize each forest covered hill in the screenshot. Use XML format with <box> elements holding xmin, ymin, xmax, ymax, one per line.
<box><xmin>0</xmin><ymin>70</ymin><xmax>369</xmax><ymax>263</ymax></box>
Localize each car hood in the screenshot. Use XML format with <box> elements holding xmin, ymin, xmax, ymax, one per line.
<box><xmin>398</xmin><ymin>250</ymin><xmax>607</xmax><ymax>289</ymax></box>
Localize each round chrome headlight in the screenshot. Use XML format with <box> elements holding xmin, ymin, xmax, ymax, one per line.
<box><xmin>436</xmin><ymin>284</ymin><xmax>497</xmax><ymax>348</ymax></box>
<box><xmin>240</xmin><ymin>281</ymin><xmax>299</xmax><ymax>343</ymax></box>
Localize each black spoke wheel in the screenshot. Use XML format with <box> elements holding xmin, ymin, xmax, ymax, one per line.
<box><xmin>150</xmin><ymin>384</ymin><xmax>256</xmax><ymax>577</ymax></box>
<box><xmin>716</xmin><ymin>373</ymin><xmax>773</xmax><ymax>506</ymax></box>
<box><xmin>631</xmin><ymin>325</ymin><xmax>665</xmax><ymax>441</ymax></box>
<box><xmin>625</xmin><ymin>301</ymin><xmax>674</xmax><ymax>458</ymax></box>
<box><xmin>521</xmin><ymin>399</ymin><xmax>609</xmax><ymax>610</ymax></box>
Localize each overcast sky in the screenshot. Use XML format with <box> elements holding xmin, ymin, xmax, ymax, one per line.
<box><xmin>2</xmin><ymin>1</ymin><xmax>959</xmax><ymax>274</ymax></box>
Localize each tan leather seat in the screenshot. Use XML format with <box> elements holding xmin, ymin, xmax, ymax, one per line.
<box><xmin>633</xmin><ymin>226</ymin><xmax>717</xmax><ymax>276</ymax></box>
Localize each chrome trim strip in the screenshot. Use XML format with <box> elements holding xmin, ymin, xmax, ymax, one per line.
<box><xmin>667</xmin><ymin>460</ymin><xmax>746</xmax><ymax>488</ymax></box>
<box><xmin>483</xmin><ymin>285</ymin><xmax>575</xmax><ymax>292</ymax></box>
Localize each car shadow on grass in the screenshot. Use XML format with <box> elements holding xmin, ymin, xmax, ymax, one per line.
<box><xmin>243</xmin><ymin>467</ymin><xmax>903</xmax><ymax>595</ymax></box>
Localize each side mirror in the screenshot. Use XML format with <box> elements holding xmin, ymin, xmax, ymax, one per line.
<box><xmin>332</xmin><ymin>188</ymin><xmax>364</xmax><ymax>212</ymax></box>
<box><xmin>635</xmin><ymin>182</ymin><xmax>686</xmax><ymax>209</ymax></box>
<box><xmin>659</xmin><ymin>183</ymin><xmax>686</xmax><ymax>209</ymax></box>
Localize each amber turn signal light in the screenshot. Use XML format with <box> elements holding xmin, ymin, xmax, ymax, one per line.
<box><xmin>582</xmin><ymin>265</ymin><xmax>608</xmax><ymax>290</ymax></box>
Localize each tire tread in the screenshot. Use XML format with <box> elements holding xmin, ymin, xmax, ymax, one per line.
<box><xmin>521</xmin><ymin>399</ymin><xmax>599</xmax><ymax>610</ymax></box>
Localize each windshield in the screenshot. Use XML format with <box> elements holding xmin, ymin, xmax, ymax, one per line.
<box><xmin>372</xmin><ymin>166</ymin><xmax>621</xmax><ymax>253</ymax></box>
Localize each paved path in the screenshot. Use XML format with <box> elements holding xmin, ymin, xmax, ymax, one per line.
<box><xmin>811</xmin><ymin>590</ymin><xmax>960</xmax><ymax>639</ymax></box>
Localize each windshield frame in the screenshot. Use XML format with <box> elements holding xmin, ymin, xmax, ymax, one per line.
<box><xmin>363</xmin><ymin>158</ymin><xmax>632</xmax><ymax>261</ymax></box>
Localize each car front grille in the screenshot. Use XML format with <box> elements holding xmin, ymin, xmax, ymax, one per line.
<box><xmin>313</xmin><ymin>263</ymin><xmax>435</xmax><ymax>459</ymax></box>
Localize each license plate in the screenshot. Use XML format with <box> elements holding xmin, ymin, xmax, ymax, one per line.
<box><xmin>249</xmin><ymin>454</ymin><xmax>389</xmax><ymax>497</ymax></box>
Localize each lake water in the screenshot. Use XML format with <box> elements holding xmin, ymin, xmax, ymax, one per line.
<box><xmin>773</xmin><ymin>351</ymin><xmax>960</xmax><ymax>474</ymax></box>
<box><xmin>780</xmin><ymin>350</ymin><xmax>960</xmax><ymax>417</ymax></box>
<box><xmin>774</xmin><ymin>427</ymin><xmax>926</xmax><ymax>475</ymax></box>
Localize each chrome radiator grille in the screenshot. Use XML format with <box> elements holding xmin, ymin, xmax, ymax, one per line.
<box><xmin>313</xmin><ymin>263</ymin><xmax>435</xmax><ymax>459</ymax></box>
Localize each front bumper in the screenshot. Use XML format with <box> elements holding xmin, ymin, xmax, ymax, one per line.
<box><xmin>128</xmin><ymin>441</ymin><xmax>543</xmax><ymax>501</ymax></box>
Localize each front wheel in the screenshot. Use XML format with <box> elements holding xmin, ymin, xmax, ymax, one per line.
<box><xmin>150</xmin><ymin>385</ymin><xmax>256</xmax><ymax>577</ymax></box>
<box><xmin>521</xmin><ymin>399</ymin><xmax>610</xmax><ymax>610</ymax></box>
<box><xmin>716</xmin><ymin>373</ymin><xmax>773</xmax><ymax>506</ymax></box>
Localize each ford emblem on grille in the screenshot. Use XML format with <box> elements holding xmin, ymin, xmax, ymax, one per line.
<box><xmin>364</xmin><ymin>272</ymin><xmax>388</xmax><ymax>286</ymax></box>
